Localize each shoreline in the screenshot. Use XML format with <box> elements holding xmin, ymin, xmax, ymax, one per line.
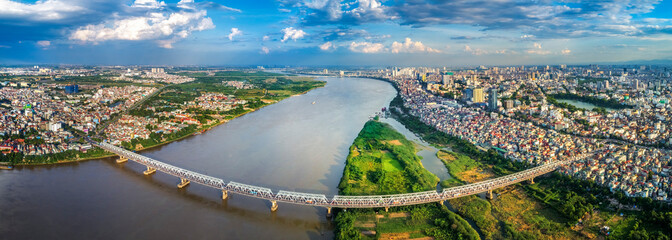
<box><xmin>12</xmin><ymin>80</ymin><xmax>326</xmax><ymax>167</ymax></box>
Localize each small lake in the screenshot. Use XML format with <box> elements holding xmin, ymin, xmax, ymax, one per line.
<box><xmin>556</xmin><ymin>99</ymin><xmax>617</xmax><ymax>112</ymax></box>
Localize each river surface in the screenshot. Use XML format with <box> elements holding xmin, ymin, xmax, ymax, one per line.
<box><xmin>557</xmin><ymin>99</ymin><xmax>616</xmax><ymax>112</ymax></box>
<box><xmin>0</xmin><ymin>77</ymin><xmax>406</xmax><ymax>239</ymax></box>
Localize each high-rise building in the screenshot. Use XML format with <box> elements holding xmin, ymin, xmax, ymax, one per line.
<box><xmin>64</xmin><ymin>85</ymin><xmax>79</xmax><ymax>94</ymax></box>
<box><xmin>442</xmin><ymin>73</ymin><xmax>453</xmax><ymax>86</ymax></box>
<box><xmin>488</xmin><ymin>88</ymin><xmax>498</xmax><ymax>111</ymax></box>
<box><xmin>462</xmin><ymin>88</ymin><xmax>473</xmax><ymax>102</ymax></box>
<box><xmin>473</xmin><ymin>88</ymin><xmax>485</xmax><ymax>103</ymax></box>
<box><xmin>505</xmin><ymin>100</ymin><xmax>514</xmax><ymax>109</ymax></box>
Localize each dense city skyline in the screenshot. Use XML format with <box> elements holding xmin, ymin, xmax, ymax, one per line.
<box><xmin>1</xmin><ymin>0</ymin><xmax>672</xmax><ymax>66</ymax></box>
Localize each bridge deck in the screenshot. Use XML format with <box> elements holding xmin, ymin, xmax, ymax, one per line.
<box><xmin>95</xmin><ymin>142</ymin><xmax>597</xmax><ymax>208</ymax></box>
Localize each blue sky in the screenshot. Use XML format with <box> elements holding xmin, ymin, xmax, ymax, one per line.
<box><xmin>0</xmin><ymin>0</ymin><xmax>671</xmax><ymax>66</ymax></box>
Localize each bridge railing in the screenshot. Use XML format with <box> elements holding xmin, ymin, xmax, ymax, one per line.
<box><xmin>95</xmin><ymin>141</ymin><xmax>601</xmax><ymax>208</ymax></box>
<box><xmin>97</xmin><ymin>142</ymin><xmax>226</xmax><ymax>189</ymax></box>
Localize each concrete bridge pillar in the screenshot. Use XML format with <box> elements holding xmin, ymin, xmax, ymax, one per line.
<box><xmin>528</xmin><ymin>178</ymin><xmax>535</xmax><ymax>184</ymax></box>
<box><xmin>222</xmin><ymin>190</ymin><xmax>228</xmax><ymax>200</ymax></box>
<box><xmin>326</xmin><ymin>207</ymin><xmax>332</xmax><ymax>218</ymax></box>
<box><xmin>486</xmin><ymin>190</ymin><xmax>494</xmax><ymax>200</ymax></box>
<box><xmin>143</xmin><ymin>166</ymin><xmax>156</xmax><ymax>175</ymax></box>
<box><xmin>270</xmin><ymin>201</ymin><xmax>278</xmax><ymax>212</ymax></box>
<box><xmin>178</xmin><ymin>178</ymin><xmax>190</xmax><ymax>188</ymax></box>
<box><xmin>384</xmin><ymin>207</ymin><xmax>389</xmax><ymax>212</ymax></box>
<box><xmin>438</xmin><ymin>200</ymin><xmax>445</xmax><ymax>206</ymax></box>
<box><xmin>116</xmin><ymin>156</ymin><xmax>128</xmax><ymax>164</ymax></box>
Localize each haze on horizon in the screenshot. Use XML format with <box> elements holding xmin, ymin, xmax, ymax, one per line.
<box><xmin>1</xmin><ymin>0</ymin><xmax>672</xmax><ymax>66</ymax></box>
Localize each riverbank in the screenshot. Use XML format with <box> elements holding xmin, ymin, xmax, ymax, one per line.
<box><xmin>334</xmin><ymin>120</ymin><xmax>478</xmax><ymax>240</ymax></box>
<box><xmin>9</xmin><ymin>75</ymin><xmax>326</xmax><ymax>166</ymax></box>
<box><xmin>387</xmin><ymin>91</ymin><xmax>672</xmax><ymax>239</ymax></box>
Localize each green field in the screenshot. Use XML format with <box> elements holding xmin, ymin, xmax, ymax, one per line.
<box><xmin>338</xmin><ymin>120</ymin><xmax>438</xmax><ymax>195</ymax></box>
<box><xmin>334</xmin><ymin>120</ymin><xmax>479</xmax><ymax>240</ymax></box>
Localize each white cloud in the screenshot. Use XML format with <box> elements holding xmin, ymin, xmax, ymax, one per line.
<box><xmin>0</xmin><ymin>0</ymin><xmax>85</xmax><ymax>21</ymax></box>
<box><xmin>561</xmin><ymin>48</ymin><xmax>571</xmax><ymax>54</ymax></box>
<box><xmin>303</xmin><ymin>0</ymin><xmax>392</xmax><ymax>24</ymax></box>
<box><xmin>346</xmin><ymin>38</ymin><xmax>441</xmax><ymax>54</ymax></box>
<box><xmin>281</xmin><ymin>27</ymin><xmax>306</xmax><ymax>42</ymax></box>
<box><xmin>177</xmin><ymin>0</ymin><xmax>195</xmax><ymax>9</ymax></box>
<box><xmin>263</xmin><ymin>35</ymin><xmax>270</xmax><ymax>41</ymax></box>
<box><xmin>495</xmin><ymin>49</ymin><xmax>516</xmax><ymax>54</ymax></box>
<box><xmin>526</xmin><ymin>42</ymin><xmax>551</xmax><ymax>55</ymax></box>
<box><xmin>132</xmin><ymin>0</ymin><xmax>166</xmax><ymax>9</ymax></box>
<box><xmin>390</xmin><ymin>38</ymin><xmax>439</xmax><ymax>53</ymax></box>
<box><xmin>177</xmin><ymin>0</ymin><xmax>241</xmax><ymax>12</ymax></box>
<box><xmin>319</xmin><ymin>41</ymin><xmax>335</xmax><ymax>51</ymax></box>
<box><xmin>464</xmin><ymin>45</ymin><xmax>488</xmax><ymax>55</ymax></box>
<box><xmin>345</xmin><ymin>0</ymin><xmax>390</xmax><ymax>21</ymax></box>
<box><xmin>261</xmin><ymin>46</ymin><xmax>270</xmax><ymax>54</ymax></box>
<box><xmin>36</xmin><ymin>40</ymin><xmax>50</xmax><ymax>47</ymax></box>
<box><xmin>70</xmin><ymin>10</ymin><xmax>214</xmax><ymax>48</ymax></box>
<box><xmin>349</xmin><ymin>41</ymin><xmax>385</xmax><ymax>53</ymax></box>
<box><xmin>228</xmin><ymin>28</ymin><xmax>242</xmax><ymax>40</ymax></box>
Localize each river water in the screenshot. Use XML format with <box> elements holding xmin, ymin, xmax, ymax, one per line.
<box><xmin>0</xmin><ymin>77</ymin><xmax>450</xmax><ymax>239</ymax></box>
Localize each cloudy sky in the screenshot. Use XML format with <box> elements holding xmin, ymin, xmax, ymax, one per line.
<box><xmin>1</xmin><ymin>0</ymin><xmax>671</xmax><ymax>66</ymax></box>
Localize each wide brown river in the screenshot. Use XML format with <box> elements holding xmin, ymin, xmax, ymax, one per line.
<box><xmin>0</xmin><ymin>77</ymin><xmax>404</xmax><ymax>239</ymax></box>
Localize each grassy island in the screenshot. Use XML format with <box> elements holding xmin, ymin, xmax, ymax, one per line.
<box><xmin>338</xmin><ymin>120</ymin><xmax>438</xmax><ymax>195</ymax></box>
<box><xmin>334</xmin><ymin>120</ymin><xmax>479</xmax><ymax>240</ymax></box>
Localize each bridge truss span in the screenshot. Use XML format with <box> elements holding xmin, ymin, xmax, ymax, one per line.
<box><xmin>94</xmin><ymin>141</ymin><xmax>601</xmax><ymax>210</ymax></box>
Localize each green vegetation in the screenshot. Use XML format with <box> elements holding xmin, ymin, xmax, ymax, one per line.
<box><xmin>390</xmin><ymin>95</ymin><xmax>529</xmax><ymax>176</ymax></box>
<box><xmin>334</xmin><ymin>120</ymin><xmax>479</xmax><ymax>240</ymax></box>
<box><xmin>388</xmin><ymin>92</ymin><xmax>672</xmax><ymax>239</ymax></box>
<box><xmin>171</xmin><ymin>71</ymin><xmax>325</xmax><ymax>101</ymax></box>
<box><xmin>549</xmin><ymin>93</ymin><xmax>632</xmax><ymax>110</ymax></box>
<box><xmin>2</xmin><ymin>147</ymin><xmax>113</xmax><ymax>165</ymax></box>
<box><xmin>524</xmin><ymin>173</ymin><xmax>672</xmax><ymax>239</ymax></box>
<box><xmin>118</xmin><ymin>71</ymin><xmax>324</xmax><ymax>150</ymax></box>
<box><xmin>338</xmin><ymin>120</ymin><xmax>438</xmax><ymax>195</ymax></box>
<box><xmin>3</xmin><ymin>71</ymin><xmax>325</xmax><ymax>164</ymax></box>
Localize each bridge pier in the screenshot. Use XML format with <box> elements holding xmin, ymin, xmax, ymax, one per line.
<box><xmin>384</xmin><ymin>207</ymin><xmax>389</xmax><ymax>212</ymax></box>
<box><xmin>270</xmin><ymin>201</ymin><xmax>278</xmax><ymax>212</ymax></box>
<box><xmin>486</xmin><ymin>190</ymin><xmax>494</xmax><ymax>200</ymax></box>
<box><xmin>326</xmin><ymin>207</ymin><xmax>332</xmax><ymax>218</ymax></box>
<box><xmin>528</xmin><ymin>177</ymin><xmax>535</xmax><ymax>184</ymax></box>
<box><xmin>177</xmin><ymin>178</ymin><xmax>190</xmax><ymax>188</ymax></box>
<box><xmin>143</xmin><ymin>166</ymin><xmax>156</xmax><ymax>175</ymax></box>
<box><xmin>116</xmin><ymin>156</ymin><xmax>128</xmax><ymax>164</ymax></box>
<box><xmin>438</xmin><ymin>200</ymin><xmax>445</xmax><ymax>206</ymax></box>
<box><xmin>222</xmin><ymin>190</ymin><xmax>228</xmax><ymax>200</ymax></box>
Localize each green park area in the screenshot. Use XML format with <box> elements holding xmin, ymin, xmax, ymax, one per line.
<box><xmin>334</xmin><ymin>120</ymin><xmax>479</xmax><ymax>240</ymax></box>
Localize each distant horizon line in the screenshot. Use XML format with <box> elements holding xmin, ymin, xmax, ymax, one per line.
<box><xmin>1</xmin><ymin>62</ymin><xmax>672</xmax><ymax>69</ymax></box>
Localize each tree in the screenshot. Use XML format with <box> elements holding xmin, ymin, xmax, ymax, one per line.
<box><xmin>367</xmin><ymin>169</ymin><xmax>383</xmax><ymax>184</ymax></box>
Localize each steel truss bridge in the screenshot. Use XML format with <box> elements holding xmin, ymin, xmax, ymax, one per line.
<box><xmin>95</xmin><ymin>141</ymin><xmax>597</xmax><ymax>212</ymax></box>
